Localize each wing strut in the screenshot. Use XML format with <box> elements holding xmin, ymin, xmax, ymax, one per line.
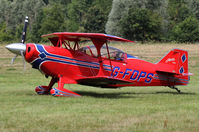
<box><xmin>105</xmin><ymin>42</ymin><xmax>113</xmax><ymax>77</ymax></box>
<box><xmin>73</xmin><ymin>41</ymin><xmax>80</xmax><ymax>50</ymax></box>
<box><xmin>91</xmin><ymin>38</ymin><xmax>106</xmax><ymax>76</ymax></box>
<box><xmin>56</xmin><ymin>37</ymin><xmax>62</xmax><ymax>47</ymax></box>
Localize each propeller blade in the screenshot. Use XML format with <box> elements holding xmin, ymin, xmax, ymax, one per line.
<box><xmin>20</xmin><ymin>51</ymin><xmax>26</xmax><ymax>70</ymax></box>
<box><xmin>11</xmin><ymin>55</ymin><xmax>18</xmax><ymax>64</ymax></box>
<box><xmin>21</xmin><ymin>16</ymin><xmax>29</xmax><ymax>44</ymax></box>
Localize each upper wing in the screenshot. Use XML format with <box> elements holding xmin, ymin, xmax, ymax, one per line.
<box><xmin>42</xmin><ymin>32</ymin><xmax>134</xmax><ymax>46</ymax></box>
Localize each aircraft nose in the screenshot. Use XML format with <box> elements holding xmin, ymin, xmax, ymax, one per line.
<box><xmin>5</xmin><ymin>43</ymin><xmax>26</xmax><ymax>55</ymax></box>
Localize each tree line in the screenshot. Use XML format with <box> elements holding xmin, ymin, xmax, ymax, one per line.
<box><xmin>0</xmin><ymin>0</ymin><xmax>199</xmax><ymax>43</ymax></box>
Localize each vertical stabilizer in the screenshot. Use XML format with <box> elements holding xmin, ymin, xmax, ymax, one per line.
<box><xmin>157</xmin><ymin>49</ymin><xmax>188</xmax><ymax>75</ymax></box>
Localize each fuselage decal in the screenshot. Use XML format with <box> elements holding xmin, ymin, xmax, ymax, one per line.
<box><xmin>32</xmin><ymin>44</ymin><xmax>111</xmax><ymax>71</ymax></box>
<box><xmin>112</xmin><ymin>67</ymin><xmax>154</xmax><ymax>83</ymax></box>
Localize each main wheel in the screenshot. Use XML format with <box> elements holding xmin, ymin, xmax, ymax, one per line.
<box><xmin>35</xmin><ymin>86</ymin><xmax>50</xmax><ymax>95</ymax></box>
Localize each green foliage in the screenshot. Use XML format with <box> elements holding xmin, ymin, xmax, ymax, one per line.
<box><xmin>190</xmin><ymin>0</ymin><xmax>199</xmax><ymax>19</ymax></box>
<box><xmin>167</xmin><ymin>0</ymin><xmax>199</xmax><ymax>42</ymax></box>
<box><xmin>83</xmin><ymin>0</ymin><xmax>112</xmax><ymax>33</ymax></box>
<box><xmin>39</xmin><ymin>4</ymin><xmax>67</xmax><ymax>34</ymax></box>
<box><xmin>121</xmin><ymin>8</ymin><xmax>162</xmax><ymax>41</ymax></box>
<box><xmin>0</xmin><ymin>23</ymin><xmax>12</xmax><ymax>42</ymax></box>
<box><xmin>0</xmin><ymin>0</ymin><xmax>46</xmax><ymax>42</ymax></box>
<box><xmin>30</xmin><ymin>0</ymin><xmax>112</xmax><ymax>41</ymax></box>
<box><xmin>171</xmin><ymin>16</ymin><xmax>199</xmax><ymax>42</ymax></box>
<box><xmin>83</xmin><ymin>6</ymin><xmax>106</xmax><ymax>33</ymax></box>
<box><xmin>67</xmin><ymin>0</ymin><xmax>93</xmax><ymax>32</ymax></box>
<box><xmin>43</xmin><ymin>0</ymin><xmax>49</xmax><ymax>5</ymax></box>
<box><xmin>105</xmin><ymin>0</ymin><xmax>167</xmax><ymax>38</ymax></box>
<box><xmin>15</xmin><ymin>24</ymin><xmax>24</xmax><ymax>42</ymax></box>
<box><xmin>1</xmin><ymin>0</ymin><xmax>199</xmax><ymax>42</ymax></box>
<box><xmin>146</xmin><ymin>0</ymin><xmax>162</xmax><ymax>10</ymax></box>
<box><xmin>105</xmin><ymin>0</ymin><xmax>130</xmax><ymax>37</ymax></box>
<box><xmin>168</xmin><ymin>0</ymin><xmax>192</xmax><ymax>29</ymax></box>
<box><xmin>47</xmin><ymin>0</ymin><xmax>72</xmax><ymax>6</ymax></box>
<box><xmin>30</xmin><ymin>4</ymin><xmax>68</xmax><ymax>42</ymax></box>
<box><xmin>106</xmin><ymin>0</ymin><xmax>199</xmax><ymax>42</ymax></box>
<box><xmin>0</xmin><ymin>0</ymin><xmax>11</xmax><ymax>24</ymax></box>
<box><xmin>30</xmin><ymin>9</ymin><xmax>44</xmax><ymax>42</ymax></box>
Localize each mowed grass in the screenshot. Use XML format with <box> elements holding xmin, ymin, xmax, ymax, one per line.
<box><xmin>0</xmin><ymin>43</ymin><xmax>199</xmax><ymax>132</ymax></box>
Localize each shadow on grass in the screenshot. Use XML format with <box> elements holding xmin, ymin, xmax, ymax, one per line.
<box><xmin>74</xmin><ymin>91</ymin><xmax>137</xmax><ymax>99</ymax></box>
<box><xmin>22</xmin><ymin>89</ymin><xmax>196</xmax><ymax>99</ymax></box>
<box><xmin>74</xmin><ymin>90</ymin><xmax>196</xmax><ymax>99</ymax></box>
<box><xmin>155</xmin><ymin>91</ymin><xmax>196</xmax><ymax>95</ymax></box>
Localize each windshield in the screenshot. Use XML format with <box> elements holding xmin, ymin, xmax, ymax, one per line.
<box><xmin>79</xmin><ymin>45</ymin><xmax>125</xmax><ymax>61</ymax></box>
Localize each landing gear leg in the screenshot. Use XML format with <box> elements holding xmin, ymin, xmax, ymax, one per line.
<box><xmin>169</xmin><ymin>86</ymin><xmax>181</xmax><ymax>93</ymax></box>
<box><xmin>47</xmin><ymin>77</ymin><xmax>58</xmax><ymax>92</ymax></box>
<box><xmin>50</xmin><ymin>75</ymin><xmax>80</xmax><ymax>97</ymax></box>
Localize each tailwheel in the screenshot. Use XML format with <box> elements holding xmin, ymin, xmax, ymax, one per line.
<box><xmin>50</xmin><ymin>87</ymin><xmax>80</xmax><ymax>97</ymax></box>
<box><xmin>169</xmin><ymin>86</ymin><xmax>181</xmax><ymax>93</ymax></box>
<box><xmin>35</xmin><ymin>86</ymin><xmax>50</xmax><ymax>95</ymax></box>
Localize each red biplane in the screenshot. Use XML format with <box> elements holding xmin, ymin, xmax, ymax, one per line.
<box><xmin>6</xmin><ymin>17</ymin><xmax>191</xmax><ymax>97</ymax></box>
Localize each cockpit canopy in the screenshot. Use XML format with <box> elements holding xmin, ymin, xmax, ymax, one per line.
<box><xmin>79</xmin><ymin>45</ymin><xmax>126</xmax><ymax>61</ymax></box>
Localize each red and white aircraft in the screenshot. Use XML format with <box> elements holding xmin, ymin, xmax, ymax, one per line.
<box><xmin>6</xmin><ymin>17</ymin><xmax>191</xmax><ymax>97</ymax></box>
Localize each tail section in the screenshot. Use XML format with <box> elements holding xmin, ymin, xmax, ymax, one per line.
<box><xmin>156</xmin><ymin>49</ymin><xmax>190</xmax><ymax>86</ymax></box>
<box><xmin>157</xmin><ymin>49</ymin><xmax>188</xmax><ymax>75</ymax></box>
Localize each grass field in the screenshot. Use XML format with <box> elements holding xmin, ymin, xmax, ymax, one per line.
<box><xmin>0</xmin><ymin>43</ymin><xmax>199</xmax><ymax>132</ymax></box>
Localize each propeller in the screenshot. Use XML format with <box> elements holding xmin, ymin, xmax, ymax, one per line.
<box><xmin>21</xmin><ymin>16</ymin><xmax>29</xmax><ymax>44</ymax></box>
<box><xmin>5</xmin><ymin>16</ymin><xmax>28</xmax><ymax>69</ymax></box>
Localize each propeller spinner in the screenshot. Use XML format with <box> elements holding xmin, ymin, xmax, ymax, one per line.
<box><xmin>5</xmin><ymin>16</ymin><xmax>28</xmax><ymax>68</ymax></box>
<box><xmin>5</xmin><ymin>43</ymin><xmax>26</xmax><ymax>55</ymax></box>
